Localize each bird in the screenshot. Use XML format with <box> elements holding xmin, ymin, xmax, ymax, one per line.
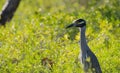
<box><xmin>66</xmin><ymin>19</ymin><xmax>102</xmax><ymax>73</ymax></box>
<box><xmin>0</xmin><ymin>0</ymin><xmax>21</xmax><ymax>26</ymax></box>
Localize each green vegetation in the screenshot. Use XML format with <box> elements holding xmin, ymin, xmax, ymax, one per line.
<box><xmin>0</xmin><ymin>0</ymin><xmax>120</xmax><ymax>73</ymax></box>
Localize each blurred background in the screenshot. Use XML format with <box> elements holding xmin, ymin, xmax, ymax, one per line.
<box><xmin>0</xmin><ymin>0</ymin><xmax>120</xmax><ymax>73</ymax></box>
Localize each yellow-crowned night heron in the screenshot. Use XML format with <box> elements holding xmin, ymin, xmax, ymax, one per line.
<box><xmin>66</xmin><ymin>19</ymin><xmax>102</xmax><ymax>73</ymax></box>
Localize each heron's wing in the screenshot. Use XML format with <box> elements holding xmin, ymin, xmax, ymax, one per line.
<box><xmin>0</xmin><ymin>0</ymin><xmax>21</xmax><ymax>25</ymax></box>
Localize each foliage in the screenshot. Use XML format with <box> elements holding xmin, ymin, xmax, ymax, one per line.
<box><xmin>0</xmin><ymin>0</ymin><xmax>120</xmax><ymax>73</ymax></box>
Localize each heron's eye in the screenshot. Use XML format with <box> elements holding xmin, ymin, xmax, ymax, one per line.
<box><xmin>77</xmin><ymin>21</ymin><xmax>84</xmax><ymax>24</ymax></box>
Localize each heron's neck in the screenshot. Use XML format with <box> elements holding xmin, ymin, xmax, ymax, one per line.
<box><xmin>79</xmin><ymin>26</ymin><xmax>89</xmax><ymax>52</ymax></box>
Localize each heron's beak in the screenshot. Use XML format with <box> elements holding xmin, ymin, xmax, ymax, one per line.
<box><xmin>66</xmin><ymin>23</ymin><xmax>75</xmax><ymax>29</ymax></box>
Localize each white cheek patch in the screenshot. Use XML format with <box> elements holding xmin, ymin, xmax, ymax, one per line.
<box><xmin>78</xmin><ymin>21</ymin><xmax>85</xmax><ymax>24</ymax></box>
<box><xmin>73</xmin><ymin>20</ymin><xmax>76</xmax><ymax>23</ymax></box>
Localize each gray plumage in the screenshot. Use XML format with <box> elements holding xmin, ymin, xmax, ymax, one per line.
<box><xmin>66</xmin><ymin>19</ymin><xmax>102</xmax><ymax>73</ymax></box>
<box><xmin>0</xmin><ymin>0</ymin><xmax>21</xmax><ymax>26</ymax></box>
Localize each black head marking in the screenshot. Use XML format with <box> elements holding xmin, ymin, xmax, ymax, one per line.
<box><xmin>66</xmin><ymin>19</ymin><xmax>86</xmax><ymax>28</ymax></box>
<box><xmin>74</xmin><ymin>19</ymin><xmax>86</xmax><ymax>27</ymax></box>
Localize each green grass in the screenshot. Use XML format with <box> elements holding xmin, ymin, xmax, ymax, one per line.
<box><xmin>0</xmin><ymin>0</ymin><xmax>120</xmax><ymax>73</ymax></box>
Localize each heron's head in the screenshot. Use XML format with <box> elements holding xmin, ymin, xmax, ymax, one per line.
<box><xmin>66</xmin><ymin>19</ymin><xmax>86</xmax><ymax>28</ymax></box>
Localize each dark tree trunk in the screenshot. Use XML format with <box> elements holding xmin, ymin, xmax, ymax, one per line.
<box><xmin>0</xmin><ymin>0</ymin><xmax>21</xmax><ymax>26</ymax></box>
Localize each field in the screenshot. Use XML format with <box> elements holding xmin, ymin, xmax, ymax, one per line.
<box><xmin>0</xmin><ymin>0</ymin><xmax>120</xmax><ymax>73</ymax></box>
